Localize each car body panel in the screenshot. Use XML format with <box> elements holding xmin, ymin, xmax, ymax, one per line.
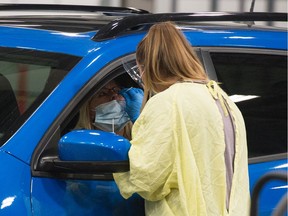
<box><xmin>0</xmin><ymin>13</ymin><xmax>286</xmax><ymax>215</ymax></box>
<box><xmin>0</xmin><ymin>26</ymin><xmax>96</xmax><ymax>56</ymax></box>
<box><xmin>1</xmin><ymin>27</ymin><xmax>287</xmax><ymax>164</ymax></box>
<box><xmin>0</xmin><ymin>150</ymin><xmax>31</xmax><ymax>215</ymax></box>
<box><xmin>184</xmin><ymin>29</ymin><xmax>287</xmax><ymax>50</ymax></box>
<box><xmin>248</xmin><ymin>158</ymin><xmax>288</xmax><ymax>215</ymax></box>
<box><xmin>31</xmin><ymin>178</ymin><xmax>144</xmax><ymax>216</ymax></box>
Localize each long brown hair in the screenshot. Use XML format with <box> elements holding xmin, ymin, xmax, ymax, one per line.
<box><xmin>136</xmin><ymin>21</ymin><xmax>208</xmax><ymax>104</ymax></box>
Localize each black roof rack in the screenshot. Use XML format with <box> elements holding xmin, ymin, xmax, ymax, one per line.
<box><xmin>93</xmin><ymin>12</ymin><xmax>287</xmax><ymax>41</ymax></box>
<box><xmin>0</xmin><ymin>4</ymin><xmax>150</xmax><ymax>15</ymax></box>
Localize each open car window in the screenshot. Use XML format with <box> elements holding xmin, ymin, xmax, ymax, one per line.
<box><xmin>60</xmin><ymin>62</ymin><xmax>141</xmax><ymax>138</ymax></box>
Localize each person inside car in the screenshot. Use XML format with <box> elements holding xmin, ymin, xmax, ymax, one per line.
<box><xmin>75</xmin><ymin>77</ymin><xmax>143</xmax><ymax>140</ymax></box>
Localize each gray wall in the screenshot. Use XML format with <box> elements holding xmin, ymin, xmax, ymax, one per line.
<box><xmin>0</xmin><ymin>0</ymin><xmax>286</xmax><ymax>13</ymax></box>
<box><xmin>0</xmin><ymin>0</ymin><xmax>286</xmax><ymax>26</ymax></box>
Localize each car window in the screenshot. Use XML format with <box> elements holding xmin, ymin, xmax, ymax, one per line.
<box><xmin>0</xmin><ymin>47</ymin><xmax>80</xmax><ymax>146</ymax></box>
<box><xmin>210</xmin><ymin>52</ymin><xmax>287</xmax><ymax>158</ymax></box>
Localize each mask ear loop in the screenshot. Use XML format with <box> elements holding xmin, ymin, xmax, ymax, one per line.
<box><xmin>112</xmin><ymin>118</ymin><xmax>115</xmax><ymax>133</ymax></box>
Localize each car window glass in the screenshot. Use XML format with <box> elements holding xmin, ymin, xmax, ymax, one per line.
<box><xmin>210</xmin><ymin>52</ymin><xmax>287</xmax><ymax>158</ymax></box>
<box><xmin>0</xmin><ymin>47</ymin><xmax>80</xmax><ymax>146</ymax></box>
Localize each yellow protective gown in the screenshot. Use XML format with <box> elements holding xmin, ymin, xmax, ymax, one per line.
<box><xmin>113</xmin><ymin>81</ymin><xmax>250</xmax><ymax>216</ymax></box>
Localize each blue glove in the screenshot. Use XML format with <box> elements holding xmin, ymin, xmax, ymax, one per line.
<box><xmin>120</xmin><ymin>88</ymin><xmax>144</xmax><ymax>123</ymax></box>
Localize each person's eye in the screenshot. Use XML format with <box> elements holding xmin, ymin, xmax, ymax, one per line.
<box><xmin>97</xmin><ymin>91</ymin><xmax>107</xmax><ymax>97</ymax></box>
<box><xmin>112</xmin><ymin>87</ymin><xmax>121</xmax><ymax>94</ymax></box>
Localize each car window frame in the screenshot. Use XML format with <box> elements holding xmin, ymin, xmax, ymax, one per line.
<box><xmin>31</xmin><ymin>53</ymin><xmax>137</xmax><ymax>180</ymax></box>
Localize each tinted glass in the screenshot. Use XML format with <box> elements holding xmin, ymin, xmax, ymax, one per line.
<box><xmin>0</xmin><ymin>48</ymin><xmax>80</xmax><ymax>146</ymax></box>
<box><xmin>210</xmin><ymin>52</ymin><xmax>287</xmax><ymax>157</ymax></box>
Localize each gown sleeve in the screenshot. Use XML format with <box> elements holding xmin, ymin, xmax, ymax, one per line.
<box><xmin>113</xmin><ymin>94</ymin><xmax>177</xmax><ymax>201</ymax></box>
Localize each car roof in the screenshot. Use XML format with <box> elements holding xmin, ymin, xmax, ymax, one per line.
<box><xmin>0</xmin><ymin>4</ymin><xmax>286</xmax><ymax>55</ymax></box>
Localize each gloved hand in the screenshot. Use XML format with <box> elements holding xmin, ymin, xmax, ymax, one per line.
<box><xmin>120</xmin><ymin>87</ymin><xmax>144</xmax><ymax>123</ymax></box>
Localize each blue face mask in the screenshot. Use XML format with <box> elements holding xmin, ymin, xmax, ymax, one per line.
<box><xmin>93</xmin><ymin>100</ymin><xmax>130</xmax><ymax>133</ymax></box>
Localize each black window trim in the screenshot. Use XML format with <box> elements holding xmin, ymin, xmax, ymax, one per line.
<box><xmin>248</xmin><ymin>153</ymin><xmax>287</xmax><ymax>164</ymax></box>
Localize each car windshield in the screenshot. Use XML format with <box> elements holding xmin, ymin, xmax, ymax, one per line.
<box><xmin>0</xmin><ymin>47</ymin><xmax>81</xmax><ymax>146</ymax></box>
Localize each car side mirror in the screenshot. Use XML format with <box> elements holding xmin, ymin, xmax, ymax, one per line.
<box><xmin>43</xmin><ymin>130</ymin><xmax>131</xmax><ymax>176</ymax></box>
<box><xmin>59</xmin><ymin>129</ymin><xmax>130</xmax><ymax>161</ymax></box>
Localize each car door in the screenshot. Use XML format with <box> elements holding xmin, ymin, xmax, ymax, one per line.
<box><xmin>201</xmin><ymin>48</ymin><xmax>287</xmax><ymax>215</ymax></box>
<box><xmin>30</xmin><ymin>54</ymin><xmax>145</xmax><ymax>216</ymax></box>
<box><xmin>0</xmin><ymin>47</ymin><xmax>81</xmax><ymax>216</ymax></box>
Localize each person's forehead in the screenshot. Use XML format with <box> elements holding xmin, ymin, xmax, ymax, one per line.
<box><xmin>102</xmin><ymin>80</ymin><xmax>120</xmax><ymax>89</ymax></box>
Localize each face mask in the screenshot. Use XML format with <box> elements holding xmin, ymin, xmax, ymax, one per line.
<box><xmin>93</xmin><ymin>100</ymin><xmax>130</xmax><ymax>133</ymax></box>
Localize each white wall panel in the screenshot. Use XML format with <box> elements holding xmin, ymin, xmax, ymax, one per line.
<box><xmin>153</xmin><ymin>0</ymin><xmax>171</xmax><ymax>12</ymax></box>
<box><xmin>274</xmin><ymin>0</ymin><xmax>287</xmax><ymax>12</ymax></box>
<box><xmin>153</xmin><ymin>0</ymin><xmax>287</xmax><ymax>13</ymax></box>
<box><xmin>218</xmin><ymin>0</ymin><xmax>243</xmax><ymax>11</ymax></box>
<box><xmin>0</xmin><ymin>0</ymin><xmax>119</xmax><ymax>5</ymax></box>
<box><xmin>177</xmin><ymin>0</ymin><xmax>209</xmax><ymax>12</ymax></box>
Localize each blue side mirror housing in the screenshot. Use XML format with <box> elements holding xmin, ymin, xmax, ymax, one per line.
<box><xmin>59</xmin><ymin>130</ymin><xmax>131</xmax><ymax>161</ymax></box>
<box><xmin>51</xmin><ymin>130</ymin><xmax>131</xmax><ymax>175</ymax></box>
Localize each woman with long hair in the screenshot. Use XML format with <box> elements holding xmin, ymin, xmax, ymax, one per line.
<box><xmin>114</xmin><ymin>22</ymin><xmax>250</xmax><ymax>216</ymax></box>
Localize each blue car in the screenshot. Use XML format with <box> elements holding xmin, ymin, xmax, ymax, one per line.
<box><xmin>0</xmin><ymin>4</ymin><xmax>286</xmax><ymax>216</ymax></box>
